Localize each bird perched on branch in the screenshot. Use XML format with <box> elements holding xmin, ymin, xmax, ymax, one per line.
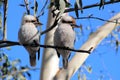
<box><xmin>18</xmin><ymin>15</ymin><xmax>42</xmax><ymax>66</ymax></box>
<box><xmin>54</xmin><ymin>15</ymin><xmax>77</xmax><ymax>69</ymax></box>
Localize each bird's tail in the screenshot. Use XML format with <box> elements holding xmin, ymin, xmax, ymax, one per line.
<box><xmin>63</xmin><ymin>59</ymin><xmax>68</xmax><ymax>69</ymax></box>
<box><xmin>29</xmin><ymin>55</ymin><xmax>36</xmax><ymax>67</ymax></box>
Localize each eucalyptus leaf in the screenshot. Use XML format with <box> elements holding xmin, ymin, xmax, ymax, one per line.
<box><xmin>115</xmin><ymin>40</ymin><xmax>119</xmax><ymax>53</ymax></box>
<box><xmin>99</xmin><ymin>0</ymin><xmax>105</xmax><ymax>9</ymax></box>
<box><xmin>12</xmin><ymin>59</ymin><xmax>21</xmax><ymax>66</ymax></box>
<box><xmin>83</xmin><ymin>74</ymin><xmax>86</xmax><ymax>80</ymax></box>
<box><xmin>74</xmin><ymin>2</ymin><xmax>79</xmax><ymax>18</ymax></box>
<box><xmin>18</xmin><ymin>73</ymin><xmax>26</xmax><ymax>80</ymax></box>
<box><xmin>76</xmin><ymin>0</ymin><xmax>83</xmax><ymax>13</ymax></box>
<box><xmin>35</xmin><ymin>1</ymin><xmax>38</xmax><ymax>14</ymax></box>
<box><xmin>6</xmin><ymin>75</ymin><xmax>13</xmax><ymax>80</ymax></box>
<box><xmin>19</xmin><ymin>4</ymin><xmax>25</xmax><ymax>7</ymax></box>
<box><xmin>59</xmin><ymin>0</ymin><xmax>66</xmax><ymax>14</ymax></box>
<box><xmin>64</xmin><ymin>0</ymin><xmax>71</xmax><ymax>7</ymax></box>
<box><xmin>26</xmin><ymin>72</ymin><xmax>31</xmax><ymax>77</ymax></box>
<box><xmin>87</xmin><ymin>66</ymin><xmax>92</xmax><ymax>73</ymax></box>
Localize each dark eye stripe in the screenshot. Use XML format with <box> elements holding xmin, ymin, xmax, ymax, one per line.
<box><xmin>25</xmin><ymin>20</ymin><xmax>36</xmax><ymax>23</ymax></box>
<box><xmin>62</xmin><ymin>20</ymin><xmax>73</xmax><ymax>23</ymax></box>
<box><xmin>31</xmin><ymin>20</ymin><xmax>36</xmax><ymax>22</ymax></box>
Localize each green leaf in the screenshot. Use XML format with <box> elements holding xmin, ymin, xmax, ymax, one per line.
<box><xmin>78</xmin><ymin>72</ymin><xmax>82</xmax><ymax>80</ymax></box>
<box><xmin>2</xmin><ymin>67</ymin><xmax>8</xmax><ymax>75</ymax></box>
<box><xmin>3</xmin><ymin>53</ymin><xmax>8</xmax><ymax>61</ymax></box>
<box><xmin>6</xmin><ymin>47</ymin><xmax>11</xmax><ymax>50</ymax></box>
<box><xmin>31</xmin><ymin>6</ymin><xmax>34</xmax><ymax>9</ymax></box>
<box><xmin>115</xmin><ymin>40</ymin><xmax>119</xmax><ymax>53</ymax></box>
<box><xmin>76</xmin><ymin>0</ymin><xmax>83</xmax><ymax>13</ymax></box>
<box><xmin>6</xmin><ymin>60</ymin><xmax>10</xmax><ymax>67</ymax></box>
<box><xmin>59</xmin><ymin>0</ymin><xmax>66</xmax><ymax>14</ymax></box>
<box><xmin>54</xmin><ymin>0</ymin><xmax>60</xmax><ymax>10</ymax></box>
<box><xmin>87</xmin><ymin>66</ymin><xmax>92</xmax><ymax>73</ymax></box>
<box><xmin>19</xmin><ymin>4</ymin><xmax>25</xmax><ymax>7</ymax></box>
<box><xmin>83</xmin><ymin>74</ymin><xmax>86</xmax><ymax>80</ymax></box>
<box><xmin>64</xmin><ymin>0</ymin><xmax>71</xmax><ymax>7</ymax></box>
<box><xmin>12</xmin><ymin>59</ymin><xmax>21</xmax><ymax>66</ymax></box>
<box><xmin>26</xmin><ymin>72</ymin><xmax>31</xmax><ymax>78</ymax></box>
<box><xmin>17</xmin><ymin>73</ymin><xmax>26</xmax><ymax>80</ymax></box>
<box><xmin>35</xmin><ymin>1</ymin><xmax>38</xmax><ymax>14</ymax></box>
<box><xmin>99</xmin><ymin>0</ymin><xmax>105</xmax><ymax>9</ymax></box>
<box><xmin>79</xmin><ymin>24</ymin><xmax>82</xmax><ymax>31</ymax></box>
<box><xmin>74</xmin><ymin>2</ymin><xmax>79</xmax><ymax>18</ymax></box>
<box><xmin>6</xmin><ymin>75</ymin><xmax>13</xmax><ymax>80</ymax></box>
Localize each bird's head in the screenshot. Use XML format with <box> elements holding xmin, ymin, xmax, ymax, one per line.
<box><xmin>61</xmin><ymin>15</ymin><xmax>80</xmax><ymax>28</ymax></box>
<box><xmin>22</xmin><ymin>15</ymin><xmax>42</xmax><ymax>26</ymax></box>
<box><xmin>61</xmin><ymin>15</ymin><xmax>76</xmax><ymax>24</ymax></box>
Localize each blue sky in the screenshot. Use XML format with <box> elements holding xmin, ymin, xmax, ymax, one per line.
<box><xmin>2</xmin><ymin>0</ymin><xmax>120</xmax><ymax>80</ymax></box>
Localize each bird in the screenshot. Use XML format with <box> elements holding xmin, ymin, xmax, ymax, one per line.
<box><xmin>18</xmin><ymin>14</ymin><xmax>42</xmax><ymax>67</ymax></box>
<box><xmin>54</xmin><ymin>15</ymin><xmax>76</xmax><ymax>69</ymax></box>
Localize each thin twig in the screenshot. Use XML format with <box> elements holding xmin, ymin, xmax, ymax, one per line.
<box><xmin>41</xmin><ymin>12</ymin><xmax>60</xmax><ymax>35</ymax></box>
<box><xmin>37</xmin><ymin>0</ymin><xmax>48</xmax><ymax>18</ymax></box>
<box><xmin>0</xmin><ymin>40</ymin><xmax>91</xmax><ymax>53</ymax></box>
<box><xmin>24</xmin><ymin>0</ymin><xmax>30</xmax><ymax>14</ymax></box>
<box><xmin>75</xmin><ymin>16</ymin><xmax>120</xmax><ymax>24</ymax></box>
<box><xmin>3</xmin><ymin>0</ymin><xmax>8</xmax><ymax>41</ymax></box>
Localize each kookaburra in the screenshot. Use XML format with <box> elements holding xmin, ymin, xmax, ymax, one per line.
<box><xmin>54</xmin><ymin>15</ymin><xmax>77</xmax><ymax>69</ymax></box>
<box><xmin>18</xmin><ymin>15</ymin><xmax>42</xmax><ymax>66</ymax></box>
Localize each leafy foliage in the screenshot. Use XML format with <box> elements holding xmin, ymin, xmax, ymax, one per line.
<box><xmin>0</xmin><ymin>52</ymin><xmax>31</xmax><ymax>80</ymax></box>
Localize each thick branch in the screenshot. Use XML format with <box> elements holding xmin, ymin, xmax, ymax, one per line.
<box><xmin>40</xmin><ymin>5</ymin><xmax>59</xmax><ymax>80</ymax></box>
<box><xmin>55</xmin><ymin>13</ymin><xmax>120</xmax><ymax>80</ymax></box>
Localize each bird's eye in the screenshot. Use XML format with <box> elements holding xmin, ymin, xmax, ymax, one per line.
<box><xmin>25</xmin><ymin>20</ymin><xmax>29</xmax><ymax>22</ymax></box>
<box><xmin>31</xmin><ymin>20</ymin><xmax>36</xmax><ymax>22</ymax></box>
<box><xmin>62</xmin><ymin>20</ymin><xmax>73</xmax><ymax>23</ymax></box>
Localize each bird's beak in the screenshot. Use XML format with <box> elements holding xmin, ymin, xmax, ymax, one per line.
<box><xmin>70</xmin><ymin>23</ymin><xmax>80</xmax><ymax>28</ymax></box>
<box><xmin>34</xmin><ymin>21</ymin><xmax>43</xmax><ymax>26</ymax></box>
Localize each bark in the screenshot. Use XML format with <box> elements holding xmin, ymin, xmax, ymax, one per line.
<box><xmin>40</xmin><ymin>7</ymin><xmax>59</xmax><ymax>80</ymax></box>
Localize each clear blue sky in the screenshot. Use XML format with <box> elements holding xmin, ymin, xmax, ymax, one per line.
<box><xmin>3</xmin><ymin>0</ymin><xmax>120</xmax><ymax>80</ymax></box>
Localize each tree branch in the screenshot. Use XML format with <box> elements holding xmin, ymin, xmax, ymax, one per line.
<box><xmin>75</xmin><ymin>16</ymin><xmax>120</xmax><ymax>24</ymax></box>
<box><xmin>65</xmin><ymin>0</ymin><xmax>120</xmax><ymax>13</ymax></box>
<box><xmin>0</xmin><ymin>40</ymin><xmax>90</xmax><ymax>53</ymax></box>
<box><xmin>41</xmin><ymin>13</ymin><xmax>60</xmax><ymax>35</ymax></box>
